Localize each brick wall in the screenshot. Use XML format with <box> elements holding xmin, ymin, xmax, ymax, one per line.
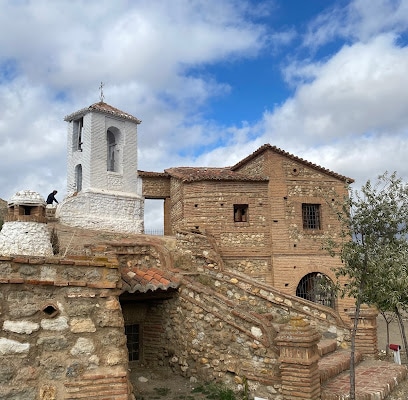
<box><xmin>141</xmin><ymin>176</ymin><xmax>170</xmax><ymax>198</ymax></box>
<box><xmin>161</xmin><ymin>148</ymin><xmax>351</xmax><ymax>321</ymax></box>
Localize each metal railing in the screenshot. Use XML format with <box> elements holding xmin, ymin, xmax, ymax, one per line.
<box><xmin>144</xmin><ymin>229</ymin><xmax>164</xmax><ymax>236</ymax></box>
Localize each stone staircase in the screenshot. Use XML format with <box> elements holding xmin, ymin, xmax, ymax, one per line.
<box><xmin>318</xmin><ymin>338</ymin><xmax>407</xmax><ymax>400</ymax></box>
<box><xmin>43</xmin><ymin>224</ymin><xmax>408</xmax><ymax>399</ymax></box>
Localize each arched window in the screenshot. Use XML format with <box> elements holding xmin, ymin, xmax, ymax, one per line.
<box><xmin>296</xmin><ymin>272</ymin><xmax>335</xmax><ymax>308</ymax></box>
<box><xmin>73</xmin><ymin>117</ymin><xmax>83</xmax><ymax>151</ymax></box>
<box><xmin>107</xmin><ymin>130</ymin><xmax>116</xmax><ymax>172</ymax></box>
<box><xmin>75</xmin><ymin>164</ymin><xmax>82</xmax><ymax>192</ymax></box>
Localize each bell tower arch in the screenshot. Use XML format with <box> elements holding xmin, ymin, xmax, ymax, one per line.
<box><xmin>57</xmin><ymin>101</ymin><xmax>144</xmax><ymax>234</ymax></box>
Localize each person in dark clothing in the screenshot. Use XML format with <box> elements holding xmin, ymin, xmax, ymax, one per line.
<box><xmin>46</xmin><ymin>190</ymin><xmax>59</xmax><ymax>205</ymax></box>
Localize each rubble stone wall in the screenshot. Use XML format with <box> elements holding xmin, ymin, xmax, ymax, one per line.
<box><xmin>0</xmin><ymin>256</ymin><xmax>132</xmax><ymax>400</ymax></box>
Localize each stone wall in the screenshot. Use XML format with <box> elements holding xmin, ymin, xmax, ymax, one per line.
<box><xmin>0</xmin><ymin>221</ymin><xmax>53</xmax><ymax>257</ymax></box>
<box><xmin>57</xmin><ymin>190</ymin><xmax>144</xmax><ymax>234</ymax></box>
<box><xmin>0</xmin><ymin>229</ymin><xmax>355</xmax><ymax>400</ymax></box>
<box><xmin>140</xmin><ymin>175</ymin><xmax>170</xmax><ymax>198</ymax></box>
<box><xmin>0</xmin><ymin>255</ymin><xmax>133</xmax><ymax>400</ymax></box>
<box><xmin>224</xmin><ymin>257</ymin><xmax>271</xmax><ymax>283</ymax></box>
<box><xmin>157</xmin><ymin>265</ymin><xmax>350</xmax><ymax>399</ymax></box>
<box><xmin>162</xmin><ymin>284</ymin><xmax>281</xmax><ymax>397</ymax></box>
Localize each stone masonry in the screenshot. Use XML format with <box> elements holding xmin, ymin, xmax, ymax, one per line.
<box><xmin>0</xmin><ymin>226</ymin><xmax>387</xmax><ymax>400</ymax></box>
<box><xmin>0</xmin><ymin>254</ymin><xmax>132</xmax><ymax>400</ymax></box>
<box><xmin>139</xmin><ymin>144</ymin><xmax>356</xmax><ymax>321</ymax></box>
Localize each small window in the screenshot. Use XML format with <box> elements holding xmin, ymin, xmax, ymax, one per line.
<box><xmin>73</xmin><ymin>118</ymin><xmax>83</xmax><ymax>151</ymax></box>
<box><xmin>234</xmin><ymin>204</ymin><xmax>248</xmax><ymax>222</ymax></box>
<box><xmin>302</xmin><ymin>203</ymin><xmax>321</xmax><ymax>230</ymax></box>
<box><xmin>75</xmin><ymin>164</ymin><xmax>82</xmax><ymax>192</ymax></box>
<box><xmin>22</xmin><ymin>206</ymin><xmax>33</xmax><ymax>215</ymax></box>
<box><xmin>107</xmin><ymin>130</ymin><xmax>116</xmax><ymax>172</ymax></box>
<box><xmin>125</xmin><ymin>324</ymin><xmax>140</xmax><ymax>361</ymax></box>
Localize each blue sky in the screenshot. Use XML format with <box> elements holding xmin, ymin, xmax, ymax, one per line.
<box><xmin>0</xmin><ymin>0</ymin><xmax>408</xmax><ymax>230</ymax></box>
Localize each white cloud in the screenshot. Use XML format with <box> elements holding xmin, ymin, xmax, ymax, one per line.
<box><xmin>272</xmin><ymin>34</ymin><xmax>408</xmax><ymax>141</ymax></box>
<box><xmin>303</xmin><ymin>0</ymin><xmax>408</xmax><ymax>48</ymax></box>
<box><xmin>0</xmin><ymin>0</ymin><xmax>266</xmax><ymax>199</ymax></box>
<box><xmin>1</xmin><ymin>0</ymin><xmax>408</xmax><ymax>232</ymax></box>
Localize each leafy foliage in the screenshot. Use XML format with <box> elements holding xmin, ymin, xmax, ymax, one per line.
<box><xmin>192</xmin><ymin>383</ymin><xmax>239</xmax><ymax>400</ymax></box>
<box><xmin>326</xmin><ymin>172</ymin><xmax>408</xmax><ymax>399</ymax></box>
<box><xmin>329</xmin><ymin>172</ymin><xmax>408</xmax><ymax>309</ymax></box>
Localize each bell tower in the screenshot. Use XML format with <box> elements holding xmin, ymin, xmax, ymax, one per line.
<box><xmin>57</xmin><ymin>98</ymin><xmax>144</xmax><ymax>234</ymax></box>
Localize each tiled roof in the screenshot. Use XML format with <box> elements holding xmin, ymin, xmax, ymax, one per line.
<box><xmin>121</xmin><ymin>266</ymin><xmax>181</xmax><ymax>293</ymax></box>
<box><xmin>138</xmin><ymin>144</ymin><xmax>353</xmax><ymax>183</ymax></box>
<box><xmin>64</xmin><ymin>102</ymin><xmax>141</xmax><ymax>123</ymax></box>
<box><xmin>138</xmin><ymin>171</ymin><xmax>170</xmax><ymax>178</ymax></box>
<box><xmin>163</xmin><ymin>167</ymin><xmax>268</xmax><ymax>182</ymax></box>
<box><xmin>231</xmin><ymin>144</ymin><xmax>354</xmax><ymax>183</ymax></box>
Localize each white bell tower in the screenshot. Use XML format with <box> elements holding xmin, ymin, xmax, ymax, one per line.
<box><xmin>57</xmin><ymin>97</ymin><xmax>144</xmax><ymax>234</ymax></box>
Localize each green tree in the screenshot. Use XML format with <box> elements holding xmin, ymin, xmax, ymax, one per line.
<box><xmin>327</xmin><ymin>172</ymin><xmax>408</xmax><ymax>400</ymax></box>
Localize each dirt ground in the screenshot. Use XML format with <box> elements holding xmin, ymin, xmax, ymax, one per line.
<box><xmin>130</xmin><ymin>365</ymin><xmax>225</xmax><ymax>400</ymax></box>
<box><xmin>129</xmin><ymin>316</ymin><xmax>408</xmax><ymax>400</ymax></box>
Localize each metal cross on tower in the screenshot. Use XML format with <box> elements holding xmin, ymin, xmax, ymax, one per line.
<box><xmin>99</xmin><ymin>81</ymin><xmax>105</xmax><ymax>102</ymax></box>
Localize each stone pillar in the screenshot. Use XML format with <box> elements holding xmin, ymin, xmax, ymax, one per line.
<box><xmin>347</xmin><ymin>305</ymin><xmax>378</xmax><ymax>358</ymax></box>
<box><xmin>164</xmin><ymin>197</ymin><xmax>171</xmax><ymax>235</ymax></box>
<box><xmin>275</xmin><ymin>317</ymin><xmax>321</xmax><ymax>400</ymax></box>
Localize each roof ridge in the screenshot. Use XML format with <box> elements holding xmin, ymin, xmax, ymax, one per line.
<box><xmin>231</xmin><ymin>144</ymin><xmax>353</xmax><ymax>183</ymax></box>
<box><xmin>64</xmin><ymin>101</ymin><xmax>141</xmax><ymax>123</ymax></box>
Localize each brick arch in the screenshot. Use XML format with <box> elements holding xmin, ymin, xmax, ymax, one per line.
<box><xmin>296</xmin><ymin>271</ymin><xmax>336</xmax><ymax>309</ymax></box>
<box><xmin>292</xmin><ymin>265</ymin><xmax>337</xmax><ymax>288</ymax></box>
<box><xmin>287</xmin><ymin>264</ymin><xmax>338</xmax><ymax>308</ymax></box>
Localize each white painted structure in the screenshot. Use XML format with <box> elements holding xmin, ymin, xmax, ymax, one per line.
<box><xmin>57</xmin><ymin>102</ymin><xmax>144</xmax><ymax>233</ymax></box>
<box><xmin>0</xmin><ymin>190</ymin><xmax>53</xmax><ymax>256</ymax></box>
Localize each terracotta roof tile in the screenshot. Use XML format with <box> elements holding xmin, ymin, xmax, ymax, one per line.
<box><xmin>138</xmin><ymin>171</ymin><xmax>170</xmax><ymax>178</ymax></box>
<box><xmin>64</xmin><ymin>101</ymin><xmax>141</xmax><ymax>124</ymax></box>
<box><xmin>163</xmin><ymin>167</ymin><xmax>268</xmax><ymax>183</ymax></box>
<box><xmin>138</xmin><ymin>144</ymin><xmax>353</xmax><ymax>183</ymax></box>
<box><xmin>121</xmin><ymin>266</ymin><xmax>180</xmax><ymax>293</ymax></box>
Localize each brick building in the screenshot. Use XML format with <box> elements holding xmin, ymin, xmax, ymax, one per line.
<box><xmin>139</xmin><ymin>144</ymin><xmax>355</xmax><ymax>319</ymax></box>
<box><xmin>1</xmin><ymin>101</ymin><xmax>404</xmax><ymax>399</ymax></box>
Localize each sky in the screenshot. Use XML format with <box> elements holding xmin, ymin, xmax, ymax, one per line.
<box><xmin>1</xmin><ymin>0</ymin><xmax>408</xmax><ymax>231</ymax></box>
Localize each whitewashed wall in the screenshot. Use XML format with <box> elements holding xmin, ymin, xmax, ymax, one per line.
<box><xmin>0</xmin><ymin>221</ymin><xmax>53</xmax><ymax>256</ymax></box>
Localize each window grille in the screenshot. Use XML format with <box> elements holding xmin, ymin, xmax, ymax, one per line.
<box><xmin>302</xmin><ymin>203</ymin><xmax>321</xmax><ymax>230</ymax></box>
<box><xmin>125</xmin><ymin>324</ymin><xmax>140</xmax><ymax>361</ymax></box>
<box><xmin>296</xmin><ymin>273</ymin><xmax>335</xmax><ymax>308</ymax></box>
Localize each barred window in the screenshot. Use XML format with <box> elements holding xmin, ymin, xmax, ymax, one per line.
<box><xmin>302</xmin><ymin>203</ymin><xmax>321</xmax><ymax>230</ymax></box>
<box><xmin>125</xmin><ymin>324</ymin><xmax>140</xmax><ymax>361</ymax></box>
<box><xmin>296</xmin><ymin>273</ymin><xmax>335</xmax><ymax>308</ymax></box>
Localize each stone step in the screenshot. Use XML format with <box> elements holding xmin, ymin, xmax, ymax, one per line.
<box><xmin>319</xmin><ymin>348</ymin><xmax>363</xmax><ymax>384</ymax></box>
<box><xmin>318</xmin><ymin>339</ymin><xmax>337</xmax><ymax>357</ymax></box>
<box><xmin>321</xmin><ymin>359</ymin><xmax>407</xmax><ymax>400</ymax></box>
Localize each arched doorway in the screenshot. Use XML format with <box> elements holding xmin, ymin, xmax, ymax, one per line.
<box><xmin>296</xmin><ymin>272</ymin><xmax>335</xmax><ymax>308</ymax></box>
